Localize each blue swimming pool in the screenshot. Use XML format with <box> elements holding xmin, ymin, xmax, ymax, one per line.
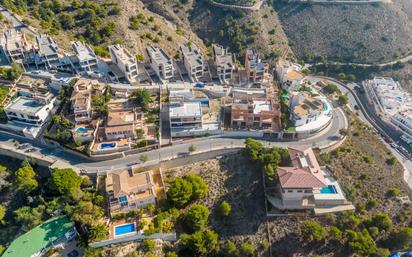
<box><xmin>114</xmin><ymin>223</ymin><xmax>136</xmax><ymax>236</ymax></box>
<box><xmin>100</xmin><ymin>142</ymin><xmax>117</xmax><ymax>149</ymax></box>
<box><xmin>320</xmin><ymin>185</ymin><xmax>337</xmax><ymax>194</ymax></box>
<box><xmin>75</xmin><ymin>127</ymin><xmax>89</xmax><ymax>133</ymax></box>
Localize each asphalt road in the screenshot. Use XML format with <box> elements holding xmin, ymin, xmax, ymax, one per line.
<box><xmin>0</xmin><ymin>107</ymin><xmax>347</xmax><ymax>174</ymax></box>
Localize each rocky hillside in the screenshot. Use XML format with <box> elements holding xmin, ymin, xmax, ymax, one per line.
<box><xmin>142</xmin><ymin>0</ymin><xmax>294</xmax><ymax>62</ymax></box>
<box><xmin>2</xmin><ymin>0</ymin><xmax>205</xmax><ymax>58</ymax></box>
<box><xmin>275</xmin><ymin>2</ymin><xmax>412</xmax><ymax>64</ymax></box>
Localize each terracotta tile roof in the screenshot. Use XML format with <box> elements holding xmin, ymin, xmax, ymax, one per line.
<box><xmin>278</xmin><ymin>167</ymin><xmax>326</xmax><ymax>189</ymax></box>
<box><xmin>104</xmin><ymin>124</ymin><xmax>134</xmax><ymax>134</ymax></box>
<box><xmin>106</xmin><ymin>170</ymin><xmax>152</xmax><ymax>198</ymax></box>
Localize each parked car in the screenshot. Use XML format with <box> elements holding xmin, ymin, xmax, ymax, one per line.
<box><xmin>25</xmin><ymin>148</ymin><xmax>37</xmax><ymax>153</ymax></box>
<box><xmin>354</xmin><ymin>105</ymin><xmax>359</xmax><ymax>110</ymax></box>
<box><xmin>18</xmin><ymin>143</ymin><xmax>31</xmax><ymax>150</ymax></box>
<box><xmin>385</xmin><ymin>136</ymin><xmax>394</xmax><ymax>144</ymax></box>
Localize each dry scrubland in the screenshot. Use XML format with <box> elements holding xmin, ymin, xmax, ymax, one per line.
<box><xmin>276</xmin><ymin>2</ymin><xmax>412</xmax><ymax>64</ymax></box>
<box><xmin>142</xmin><ymin>0</ymin><xmax>294</xmax><ymax>61</ymax></box>
<box><xmin>163</xmin><ymin>112</ymin><xmax>411</xmax><ymax>256</ymax></box>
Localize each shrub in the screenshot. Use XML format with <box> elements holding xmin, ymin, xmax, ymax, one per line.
<box><xmin>240</xmin><ymin>242</ymin><xmax>255</xmax><ymax>257</ymax></box>
<box><xmin>389</xmin><ymin>227</ymin><xmax>412</xmax><ymax>249</ymax></box>
<box><xmin>219</xmin><ymin>201</ymin><xmax>232</xmax><ymax>217</ymax></box>
<box><xmin>180</xmin><ymin>229</ymin><xmax>219</xmax><ymax>256</ymax></box>
<box><xmin>222</xmin><ymin>240</ymin><xmax>237</xmax><ymax>256</ymax></box>
<box><xmin>388</xmin><ymin>187</ymin><xmax>400</xmax><ymax>197</ymax></box>
<box><xmin>300</xmin><ymin>220</ymin><xmax>326</xmax><ymax>242</ymax></box>
<box><xmin>185</xmin><ymin>204</ymin><xmax>209</xmax><ymax>231</ymax></box>
<box><xmin>143</xmin><ymin>239</ymin><xmax>155</xmax><ymax>252</ymax></box>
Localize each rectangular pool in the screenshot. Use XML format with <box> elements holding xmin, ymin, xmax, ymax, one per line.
<box><xmin>100</xmin><ymin>142</ymin><xmax>117</xmax><ymax>150</ymax></box>
<box><xmin>114</xmin><ymin>223</ymin><xmax>136</xmax><ymax>237</ymax></box>
<box><xmin>320</xmin><ymin>185</ymin><xmax>337</xmax><ymax>194</ymax></box>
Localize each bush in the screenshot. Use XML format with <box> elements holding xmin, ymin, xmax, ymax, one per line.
<box><xmin>180</xmin><ymin>229</ymin><xmax>219</xmax><ymax>256</ymax></box>
<box><xmin>222</xmin><ymin>240</ymin><xmax>237</xmax><ymax>256</ymax></box>
<box><xmin>388</xmin><ymin>187</ymin><xmax>400</xmax><ymax>197</ymax></box>
<box><xmin>240</xmin><ymin>242</ymin><xmax>255</xmax><ymax>257</ymax></box>
<box><xmin>219</xmin><ymin>201</ymin><xmax>232</xmax><ymax>217</ymax></box>
<box><xmin>347</xmin><ymin>229</ymin><xmax>377</xmax><ymax>256</ymax></box>
<box><xmin>167</xmin><ymin>177</ymin><xmax>193</xmax><ymax>208</ymax></box>
<box><xmin>185</xmin><ymin>204</ymin><xmax>209</xmax><ymax>231</ymax></box>
<box><xmin>389</xmin><ymin>227</ymin><xmax>412</xmax><ymax>249</ymax></box>
<box><xmin>300</xmin><ymin>220</ymin><xmax>326</xmax><ymax>242</ymax></box>
<box><xmin>143</xmin><ymin>239</ymin><xmax>155</xmax><ymax>252</ymax></box>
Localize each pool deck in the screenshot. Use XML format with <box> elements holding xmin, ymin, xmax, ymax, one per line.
<box><xmin>109</xmin><ymin>217</ymin><xmax>139</xmax><ymax>239</ymax></box>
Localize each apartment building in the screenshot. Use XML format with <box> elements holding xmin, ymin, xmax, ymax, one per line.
<box><xmin>1</xmin><ymin>29</ymin><xmax>32</xmax><ymax>64</ymax></box>
<box><xmin>109</xmin><ymin>44</ymin><xmax>139</xmax><ymax>83</ymax></box>
<box><xmin>71</xmin><ymin>41</ymin><xmax>98</xmax><ymax>72</ymax></box>
<box><xmin>34</xmin><ymin>34</ymin><xmax>60</xmax><ymax>68</ymax></box>
<box><xmin>273</xmin><ymin>146</ymin><xmax>353</xmax><ymax>214</ymax></box>
<box><xmin>244</xmin><ymin>49</ymin><xmax>268</xmax><ymax>84</ymax></box>
<box><xmin>289</xmin><ymin>92</ymin><xmax>325</xmax><ymax>127</ymax></box>
<box><xmin>169</xmin><ymin>99</ymin><xmax>203</xmax><ymax>134</ymax></box>
<box><xmin>179</xmin><ymin>44</ymin><xmax>207</xmax><ymax>82</ymax></box>
<box><xmin>146</xmin><ymin>46</ymin><xmax>174</xmax><ymax>81</ymax></box>
<box><xmin>212</xmin><ymin>44</ymin><xmax>234</xmax><ymax>84</ymax></box>
<box><xmin>365</xmin><ymin>77</ymin><xmax>412</xmax><ymax>116</ymax></box>
<box><xmin>106</xmin><ymin>170</ymin><xmax>157</xmax><ymax>215</ymax></box>
<box><xmin>391</xmin><ymin>111</ymin><xmax>412</xmax><ymax>139</ymax></box>
<box><xmin>230</xmin><ymin>97</ymin><xmax>281</xmax><ymax>131</ymax></box>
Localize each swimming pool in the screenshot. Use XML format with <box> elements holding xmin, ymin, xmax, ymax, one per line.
<box><xmin>99</xmin><ymin>142</ymin><xmax>117</xmax><ymax>149</ymax></box>
<box><xmin>320</xmin><ymin>185</ymin><xmax>337</xmax><ymax>194</ymax></box>
<box><xmin>75</xmin><ymin>127</ymin><xmax>89</xmax><ymax>133</ymax></box>
<box><xmin>114</xmin><ymin>223</ymin><xmax>136</xmax><ymax>237</ymax></box>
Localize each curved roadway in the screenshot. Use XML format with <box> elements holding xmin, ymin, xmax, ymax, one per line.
<box><xmin>0</xmin><ymin>107</ymin><xmax>347</xmax><ymax>174</ymax></box>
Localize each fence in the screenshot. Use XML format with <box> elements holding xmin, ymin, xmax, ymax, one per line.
<box><xmin>89</xmin><ymin>233</ymin><xmax>177</xmax><ymax>248</ymax></box>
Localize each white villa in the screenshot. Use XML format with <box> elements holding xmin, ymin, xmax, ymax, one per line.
<box><xmin>109</xmin><ymin>44</ymin><xmax>139</xmax><ymax>83</ymax></box>
<box><xmin>146</xmin><ymin>46</ymin><xmax>174</xmax><ymax>81</ymax></box>
<box><xmin>267</xmin><ymin>146</ymin><xmax>354</xmax><ymax>214</ymax></box>
<box><xmin>4</xmin><ymin>95</ymin><xmax>57</xmax><ymax>138</ymax></box>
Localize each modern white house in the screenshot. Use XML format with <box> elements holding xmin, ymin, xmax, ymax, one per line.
<box><xmin>1</xmin><ymin>29</ymin><xmax>32</xmax><ymax>64</ymax></box>
<box><xmin>179</xmin><ymin>44</ymin><xmax>207</xmax><ymax>82</ymax></box>
<box><xmin>34</xmin><ymin>34</ymin><xmax>60</xmax><ymax>69</ymax></box>
<box><xmin>267</xmin><ymin>146</ymin><xmax>354</xmax><ymax>214</ymax></box>
<box><xmin>109</xmin><ymin>44</ymin><xmax>139</xmax><ymax>83</ymax></box>
<box><xmin>71</xmin><ymin>41</ymin><xmax>98</xmax><ymax>72</ymax></box>
<box><xmin>212</xmin><ymin>44</ymin><xmax>234</xmax><ymax>84</ymax></box>
<box><xmin>169</xmin><ymin>100</ymin><xmax>203</xmax><ymax>136</ymax></box>
<box><xmin>4</xmin><ymin>95</ymin><xmax>57</xmax><ymax>138</ymax></box>
<box><xmin>146</xmin><ymin>45</ymin><xmax>174</xmax><ymax>81</ymax></box>
<box><xmin>289</xmin><ymin>92</ymin><xmax>325</xmax><ymax>126</ymax></box>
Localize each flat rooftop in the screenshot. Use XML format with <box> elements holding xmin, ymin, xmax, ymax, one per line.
<box><xmin>180</xmin><ymin>44</ymin><xmax>203</xmax><ymax>66</ymax></box>
<box><xmin>72</xmin><ymin>41</ymin><xmax>96</xmax><ymax>61</ymax></box>
<box><xmin>253</xmin><ymin>100</ymin><xmax>272</xmax><ymax>114</ymax></box>
<box><xmin>109</xmin><ymin>44</ymin><xmax>136</xmax><ymax>65</ymax></box>
<box><xmin>170</xmin><ymin>102</ymin><xmax>202</xmax><ymax>118</ymax></box>
<box><xmin>36</xmin><ymin>34</ymin><xmax>58</xmax><ymax>56</ymax></box>
<box><xmin>6</xmin><ymin>97</ymin><xmax>46</xmax><ymax>115</ymax></box>
<box><xmin>146</xmin><ymin>46</ymin><xmax>172</xmax><ymax>65</ymax></box>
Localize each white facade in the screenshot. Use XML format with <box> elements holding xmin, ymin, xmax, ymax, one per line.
<box><xmin>35</xmin><ymin>34</ymin><xmax>60</xmax><ymax>68</ymax></box>
<box><xmin>71</xmin><ymin>41</ymin><xmax>98</xmax><ymax>72</ymax></box>
<box><xmin>366</xmin><ymin>77</ymin><xmax>412</xmax><ymax>116</ymax></box>
<box><xmin>392</xmin><ymin>111</ymin><xmax>412</xmax><ymax>139</ymax></box>
<box><xmin>289</xmin><ymin>92</ymin><xmax>324</xmax><ymax>127</ymax></box>
<box><xmin>212</xmin><ymin>44</ymin><xmax>234</xmax><ymax>84</ymax></box>
<box><xmin>275</xmin><ymin>59</ymin><xmax>305</xmax><ymax>92</ymax></box>
<box><xmin>169</xmin><ymin>101</ymin><xmax>203</xmax><ymax>134</ymax></box>
<box><xmin>5</xmin><ymin>96</ymin><xmax>56</xmax><ymax>126</ymax></box>
<box><xmin>1</xmin><ymin>29</ymin><xmax>31</xmax><ymax>63</ymax></box>
<box><xmin>245</xmin><ymin>49</ymin><xmax>268</xmax><ymax>84</ymax></box>
<box><xmin>109</xmin><ymin>44</ymin><xmax>139</xmax><ymax>83</ymax></box>
<box><xmin>179</xmin><ymin>44</ymin><xmax>206</xmax><ymax>82</ymax></box>
<box><xmin>146</xmin><ymin>46</ymin><xmax>174</xmax><ymax>80</ymax></box>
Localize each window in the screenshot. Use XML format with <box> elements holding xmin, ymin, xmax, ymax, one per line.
<box><xmin>297</xmin><ymin>190</ymin><xmax>303</xmax><ymax>193</ymax></box>
<box><xmin>287</xmin><ymin>190</ymin><xmax>293</xmax><ymax>193</ymax></box>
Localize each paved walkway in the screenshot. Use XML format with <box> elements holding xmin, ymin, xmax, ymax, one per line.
<box><xmin>211</xmin><ymin>0</ymin><xmax>264</xmax><ymax>11</ymax></box>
